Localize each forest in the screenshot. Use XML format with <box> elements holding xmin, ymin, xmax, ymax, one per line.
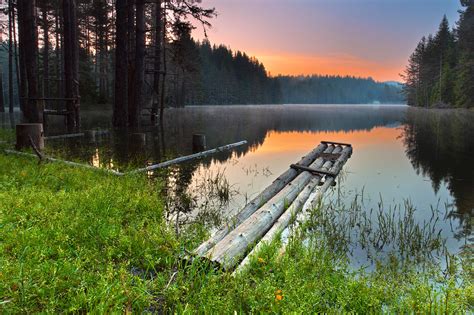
<box><xmin>0</xmin><ymin>0</ymin><xmax>403</xmax><ymax>130</ymax></box>
<box><xmin>403</xmin><ymin>1</ymin><xmax>474</xmax><ymax>108</ymax></box>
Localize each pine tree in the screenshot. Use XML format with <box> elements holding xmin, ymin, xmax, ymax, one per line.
<box><xmin>455</xmin><ymin>1</ymin><xmax>474</xmax><ymax>107</ymax></box>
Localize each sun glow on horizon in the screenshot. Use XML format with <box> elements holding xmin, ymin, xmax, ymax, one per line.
<box><xmin>253</xmin><ymin>52</ymin><xmax>405</xmax><ymax>81</ymax></box>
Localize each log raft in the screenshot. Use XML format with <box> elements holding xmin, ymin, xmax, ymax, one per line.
<box><xmin>192</xmin><ymin>141</ymin><xmax>353</xmax><ymax>271</ymax></box>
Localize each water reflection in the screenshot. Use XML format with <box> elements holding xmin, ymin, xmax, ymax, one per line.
<box><xmin>1</xmin><ymin>105</ymin><xmax>472</xmax><ymax>264</ymax></box>
<box><xmin>402</xmin><ymin>108</ymin><xmax>474</xmax><ymax>239</ymax></box>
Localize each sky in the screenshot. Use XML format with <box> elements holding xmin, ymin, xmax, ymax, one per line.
<box><xmin>193</xmin><ymin>0</ymin><xmax>462</xmax><ymax>82</ymax></box>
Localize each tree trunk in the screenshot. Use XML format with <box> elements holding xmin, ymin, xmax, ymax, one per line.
<box><xmin>12</xmin><ymin>2</ymin><xmax>21</xmax><ymax>111</ymax></box>
<box><xmin>55</xmin><ymin>12</ymin><xmax>62</xmax><ymax>108</ymax></box>
<box><xmin>113</xmin><ymin>0</ymin><xmax>128</xmax><ymax>127</ymax></box>
<box><xmin>63</xmin><ymin>0</ymin><xmax>80</xmax><ymax>131</ymax></box>
<box><xmin>0</xmin><ymin>66</ymin><xmax>4</xmax><ymax>112</ymax></box>
<box><xmin>8</xmin><ymin>0</ymin><xmax>13</xmax><ymax>113</ymax></box>
<box><xmin>42</xmin><ymin>6</ymin><xmax>50</xmax><ymax>102</ymax></box>
<box><xmin>151</xmin><ymin>0</ymin><xmax>162</xmax><ymax>123</ymax></box>
<box><xmin>130</xmin><ymin>0</ymin><xmax>145</xmax><ymax>128</ymax></box>
<box><xmin>15</xmin><ymin>123</ymin><xmax>44</xmax><ymax>150</ymax></box>
<box><xmin>127</xmin><ymin>0</ymin><xmax>136</xmax><ymax>126</ymax></box>
<box><xmin>16</xmin><ymin>0</ymin><xmax>27</xmax><ymax>114</ymax></box>
<box><xmin>18</xmin><ymin>0</ymin><xmax>41</xmax><ymax>123</ymax></box>
<box><xmin>159</xmin><ymin>1</ymin><xmax>167</xmax><ymax>124</ymax></box>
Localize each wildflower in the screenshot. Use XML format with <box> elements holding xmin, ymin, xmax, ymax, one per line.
<box><xmin>257</xmin><ymin>257</ymin><xmax>265</xmax><ymax>264</ymax></box>
<box><xmin>274</xmin><ymin>289</ymin><xmax>283</xmax><ymax>302</ymax></box>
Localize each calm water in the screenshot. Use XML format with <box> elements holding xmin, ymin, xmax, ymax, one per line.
<box><xmin>2</xmin><ymin>105</ymin><xmax>472</xmax><ymax>265</ymax></box>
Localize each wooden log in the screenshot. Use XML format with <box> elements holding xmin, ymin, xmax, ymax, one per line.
<box><xmin>276</xmin><ymin>146</ymin><xmax>353</xmax><ymax>258</ymax></box>
<box><xmin>192</xmin><ymin>134</ymin><xmax>206</xmax><ymax>152</ymax></box>
<box><xmin>295</xmin><ymin>146</ymin><xmax>353</xmax><ymax>227</ymax></box>
<box><xmin>16</xmin><ymin>123</ymin><xmax>44</xmax><ymax>150</ymax></box>
<box><xmin>205</xmin><ymin>146</ymin><xmax>338</xmax><ymax>270</ymax></box>
<box><xmin>234</xmin><ymin>157</ymin><xmax>339</xmax><ymax>274</ymax></box>
<box><xmin>4</xmin><ymin>149</ymin><xmax>125</xmax><ymax>176</ymax></box>
<box><xmin>128</xmin><ymin>140</ymin><xmax>248</xmax><ymax>174</ymax></box>
<box><xmin>193</xmin><ymin>142</ymin><xmax>329</xmax><ymax>257</ymax></box>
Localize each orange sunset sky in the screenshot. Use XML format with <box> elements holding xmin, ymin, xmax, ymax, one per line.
<box><xmin>193</xmin><ymin>0</ymin><xmax>462</xmax><ymax>82</ymax></box>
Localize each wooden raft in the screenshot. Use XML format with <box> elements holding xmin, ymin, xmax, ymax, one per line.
<box><xmin>192</xmin><ymin>141</ymin><xmax>353</xmax><ymax>271</ymax></box>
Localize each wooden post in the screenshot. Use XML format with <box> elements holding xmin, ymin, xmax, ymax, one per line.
<box><xmin>16</xmin><ymin>123</ymin><xmax>44</xmax><ymax>150</ymax></box>
<box><xmin>192</xmin><ymin>134</ymin><xmax>206</xmax><ymax>152</ymax></box>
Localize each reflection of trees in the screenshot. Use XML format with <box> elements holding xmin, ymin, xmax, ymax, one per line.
<box><xmin>402</xmin><ymin>108</ymin><xmax>473</xmax><ymax>239</ymax></box>
<box><xmin>162</xmin><ymin>105</ymin><xmax>406</xmax><ymax>165</ymax></box>
<box><xmin>3</xmin><ymin>106</ymin><xmax>406</xmax><ymax>170</ymax></box>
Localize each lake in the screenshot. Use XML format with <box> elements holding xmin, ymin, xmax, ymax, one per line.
<box><xmin>1</xmin><ymin>104</ymin><xmax>472</xmax><ymax>266</ymax></box>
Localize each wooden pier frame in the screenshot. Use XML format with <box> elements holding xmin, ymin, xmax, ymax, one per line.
<box><xmin>192</xmin><ymin>141</ymin><xmax>353</xmax><ymax>271</ymax></box>
<box><xmin>193</xmin><ymin>142</ymin><xmax>329</xmax><ymax>257</ymax></box>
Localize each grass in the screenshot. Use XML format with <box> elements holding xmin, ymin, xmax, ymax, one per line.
<box><xmin>0</xmin><ymin>130</ymin><xmax>472</xmax><ymax>313</ymax></box>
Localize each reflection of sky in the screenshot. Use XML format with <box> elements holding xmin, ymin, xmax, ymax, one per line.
<box><xmin>191</xmin><ymin>125</ymin><xmax>462</xmax><ymax>264</ymax></box>
<box><xmin>194</xmin><ymin>0</ymin><xmax>461</xmax><ymax>81</ymax></box>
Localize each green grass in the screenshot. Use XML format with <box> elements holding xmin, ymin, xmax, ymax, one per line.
<box><xmin>0</xmin><ymin>131</ymin><xmax>472</xmax><ymax>313</ymax></box>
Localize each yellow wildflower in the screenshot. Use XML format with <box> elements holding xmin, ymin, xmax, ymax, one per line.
<box><xmin>257</xmin><ymin>257</ymin><xmax>265</xmax><ymax>264</ymax></box>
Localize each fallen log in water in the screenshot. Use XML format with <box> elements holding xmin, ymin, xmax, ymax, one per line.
<box><xmin>234</xmin><ymin>145</ymin><xmax>352</xmax><ymax>274</ymax></box>
<box><xmin>128</xmin><ymin>140</ymin><xmax>248</xmax><ymax>174</ymax></box>
<box><xmin>193</xmin><ymin>142</ymin><xmax>329</xmax><ymax>257</ymax></box>
<box><xmin>205</xmin><ymin>145</ymin><xmax>341</xmax><ymax>270</ymax></box>
<box><xmin>4</xmin><ymin>139</ymin><xmax>246</xmax><ymax>176</ymax></box>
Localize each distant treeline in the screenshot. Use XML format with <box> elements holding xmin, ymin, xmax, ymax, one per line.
<box><xmin>403</xmin><ymin>1</ymin><xmax>473</xmax><ymax>108</ymax></box>
<box><xmin>173</xmin><ymin>40</ymin><xmax>403</xmax><ymax>106</ymax></box>
<box><xmin>0</xmin><ymin>37</ymin><xmax>403</xmax><ymax>109</ymax></box>
<box><xmin>276</xmin><ymin>75</ymin><xmax>402</xmax><ymax>104</ymax></box>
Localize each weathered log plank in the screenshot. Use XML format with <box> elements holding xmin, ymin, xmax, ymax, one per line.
<box><xmin>205</xmin><ymin>146</ymin><xmax>338</xmax><ymax>270</ymax></box>
<box><xmin>294</xmin><ymin>145</ymin><xmax>353</xmax><ymax>229</ymax></box>
<box><xmin>193</xmin><ymin>143</ymin><xmax>329</xmax><ymax>257</ymax></box>
<box><xmin>128</xmin><ymin>140</ymin><xmax>248</xmax><ymax>174</ymax></box>
<box><xmin>234</xmin><ymin>145</ymin><xmax>352</xmax><ymax>273</ymax></box>
<box><xmin>234</xmin><ymin>159</ymin><xmax>335</xmax><ymax>274</ymax></box>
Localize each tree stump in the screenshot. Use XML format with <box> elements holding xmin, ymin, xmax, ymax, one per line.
<box><xmin>192</xmin><ymin>134</ymin><xmax>206</xmax><ymax>152</ymax></box>
<box><xmin>16</xmin><ymin>123</ymin><xmax>44</xmax><ymax>150</ymax></box>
